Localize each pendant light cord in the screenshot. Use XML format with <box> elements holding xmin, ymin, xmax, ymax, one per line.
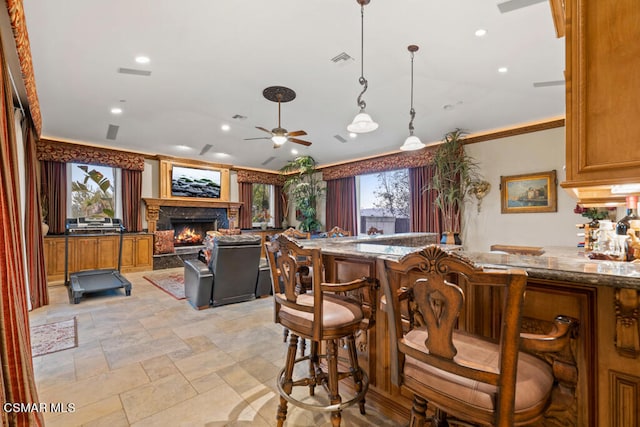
<box><xmin>356</xmin><ymin>3</ymin><xmax>368</xmax><ymax>110</ymax></box>
<box><xmin>408</xmin><ymin>50</ymin><xmax>416</xmax><ymax>135</ymax></box>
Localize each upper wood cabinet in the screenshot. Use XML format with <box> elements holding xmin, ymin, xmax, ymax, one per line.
<box><xmin>563</xmin><ymin>0</ymin><xmax>640</xmax><ymax>190</ymax></box>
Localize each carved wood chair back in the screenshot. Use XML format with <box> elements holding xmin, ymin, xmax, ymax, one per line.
<box><xmin>379</xmin><ymin>245</ymin><xmax>554</xmax><ymax>427</ymax></box>
<box><xmin>326</xmin><ymin>226</ymin><xmax>351</xmax><ymax>237</ymax></box>
<box><xmin>367</xmin><ymin>226</ymin><xmax>383</xmax><ymax>235</ymax></box>
<box><xmin>281</xmin><ymin>227</ymin><xmax>311</xmax><ymax>240</ymax></box>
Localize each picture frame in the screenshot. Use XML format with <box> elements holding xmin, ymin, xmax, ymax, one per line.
<box><xmin>500</xmin><ymin>170</ymin><xmax>557</xmax><ymax>214</ymax></box>
<box><xmin>159</xmin><ymin>158</ymin><xmax>230</xmax><ymax>202</ymax></box>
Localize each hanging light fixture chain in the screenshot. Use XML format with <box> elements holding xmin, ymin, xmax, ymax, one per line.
<box><xmin>356</xmin><ymin>2</ymin><xmax>368</xmax><ymax>110</ymax></box>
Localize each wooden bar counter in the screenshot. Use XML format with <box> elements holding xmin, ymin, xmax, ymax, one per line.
<box><xmin>299</xmin><ymin>234</ymin><xmax>640</xmax><ymax>427</ymax></box>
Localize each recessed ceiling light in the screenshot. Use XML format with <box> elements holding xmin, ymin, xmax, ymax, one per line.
<box><xmin>475</xmin><ymin>29</ymin><xmax>487</xmax><ymax>37</ymax></box>
<box><xmin>110</xmin><ymin>107</ymin><xmax>123</xmax><ymax>114</ymax></box>
<box><xmin>175</xmin><ymin>145</ymin><xmax>192</xmax><ymax>151</ymax></box>
<box><xmin>221</xmin><ymin>124</ymin><xmax>230</xmax><ymax>132</ymax></box>
<box><xmin>215</xmin><ymin>152</ymin><xmax>230</xmax><ymax>158</ymax></box>
<box><xmin>349</xmin><ymin>132</ymin><xmax>357</xmax><ymax>139</ymax></box>
<box><xmin>498</xmin><ymin>67</ymin><xmax>508</xmax><ymax>73</ymax></box>
<box><xmin>291</xmin><ymin>149</ymin><xmax>299</xmax><ymax>155</ymax></box>
<box><xmin>135</xmin><ymin>56</ymin><xmax>150</xmax><ymax>64</ymax></box>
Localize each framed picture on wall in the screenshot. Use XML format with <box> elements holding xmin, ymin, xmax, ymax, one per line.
<box><xmin>500</xmin><ymin>170</ymin><xmax>557</xmax><ymax>214</ymax></box>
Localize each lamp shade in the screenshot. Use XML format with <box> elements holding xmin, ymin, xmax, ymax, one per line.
<box><xmin>271</xmin><ymin>135</ymin><xmax>288</xmax><ymax>145</ymax></box>
<box><xmin>400</xmin><ymin>134</ymin><xmax>426</xmax><ymax>151</ymax></box>
<box><xmin>347</xmin><ymin>110</ymin><xmax>379</xmax><ymax>133</ymax></box>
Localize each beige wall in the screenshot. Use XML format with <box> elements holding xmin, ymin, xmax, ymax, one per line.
<box><xmin>462</xmin><ymin>126</ymin><xmax>580</xmax><ymax>252</ymax></box>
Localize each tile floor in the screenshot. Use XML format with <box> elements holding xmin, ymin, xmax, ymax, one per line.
<box><xmin>30</xmin><ymin>268</ymin><xmax>404</xmax><ymax>427</ymax></box>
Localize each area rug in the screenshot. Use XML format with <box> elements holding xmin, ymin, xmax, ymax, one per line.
<box><xmin>31</xmin><ymin>318</ymin><xmax>78</xmax><ymax>357</ymax></box>
<box><xmin>143</xmin><ymin>270</ymin><xmax>186</xmax><ymax>300</ymax></box>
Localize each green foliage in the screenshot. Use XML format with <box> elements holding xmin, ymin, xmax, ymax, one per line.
<box><xmin>71</xmin><ymin>165</ymin><xmax>114</xmax><ymax>218</ymax></box>
<box><xmin>280</xmin><ymin>156</ymin><xmax>325</xmax><ymax>232</ymax></box>
<box><xmin>428</xmin><ymin>129</ymin><xmax>481</xmax><ymax>233</ymax></box>
<box><xmin>251</xmin><ymin>183</ymin><xmax>271</xmax><ymax>223</ymax></box>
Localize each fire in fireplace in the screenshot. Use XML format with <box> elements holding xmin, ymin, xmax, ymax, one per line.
<box><xmin>171</xmin><ymin>218</ymin><xmax>217</xmax><ymax>247</ymax></box>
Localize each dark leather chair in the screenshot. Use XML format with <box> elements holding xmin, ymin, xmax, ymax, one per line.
<box><xmin>184</xmin><ymin>234</ymin><xmax>262</xmax><ymax>308</ymax></box>
<box><xmin>379</xmin><ymin>245</ymin><xmax>578</xmax><ymax>427</ymax></box>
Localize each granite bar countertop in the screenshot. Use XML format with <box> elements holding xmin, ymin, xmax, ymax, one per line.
<box><xmin>298</xmin><ymin>234</ymin><xmax>640</xmax><ymax>290</ymax></box>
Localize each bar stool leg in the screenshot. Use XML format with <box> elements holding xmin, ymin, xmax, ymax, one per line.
<box><xmin>277</xmin><ymin>333</ymin><xmax>299</xmax><ymax>427</ymax></box>
<box><xmin>346</xmin><ymin>334</ymin><xmax>366</xmax><ymax>415</ymax></box>
<box><xmin>409</xmin><ymin>394</ymin><xmax>428</xmax><ymax>427</ymax></box>
<box><xmin>326</xmin><ymin>339</ymin><xmax>342</xmax><ymax>427</ymax></box>
<box><xmin>308</xmin><ymin>340</ymin><xmax>319</xmax><ymax>396</ymax></box>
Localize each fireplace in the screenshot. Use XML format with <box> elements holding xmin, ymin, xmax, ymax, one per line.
<box><xmin>143</xmin><ymin>198</ymin><xmax>242</xmax><ymax>234</ymax></box>
<box><xmin>171</xmin><ymin>219</ymin><xmax>216</xmax><ymax>247</ymax></box>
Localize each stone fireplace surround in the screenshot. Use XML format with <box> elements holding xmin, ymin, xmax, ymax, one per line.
<box><xmin>142</xmin><ymin>198</ymin><xmax>242</xmax><ymax>269</ymax></box>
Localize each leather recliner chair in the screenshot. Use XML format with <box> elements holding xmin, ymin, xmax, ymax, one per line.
<box><xmin>184</xmin><ymin>234</ymin><xmax>262</xmax><ymax>309</ymax></box>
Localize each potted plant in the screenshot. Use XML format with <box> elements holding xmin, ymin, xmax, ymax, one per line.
<box><xmin>429</xmin><ymin>129</ymin><xmax>481</xmax><ymax>244</ymax></box>
<box><xmin>280</xmin><ymin>155</ymin><xmax>325</xmax><ymax>233</ymax></box>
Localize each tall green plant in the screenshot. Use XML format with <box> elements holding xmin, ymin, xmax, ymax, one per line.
<box><xmin>429</xmin><ymin>129</ymin><xmax>480</xmax><ymax>233</ymax></box>
<box><xmin>280</xmin><ymin>155</ymin><xmax>325</xmax><ymax>232</ymax></box>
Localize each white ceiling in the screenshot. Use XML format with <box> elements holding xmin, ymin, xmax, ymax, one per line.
<box><xmin>22</xmin><ymin>0</ymin><xmax>565</xmax><ymax>172</ymax></box>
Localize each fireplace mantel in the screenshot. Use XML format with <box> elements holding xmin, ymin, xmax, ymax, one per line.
<box><xmin>143</xmin><ymin>198</ymin><xmax>242</xmax><ymax>232</ymax></box>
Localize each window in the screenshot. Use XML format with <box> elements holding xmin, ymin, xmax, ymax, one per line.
<box><xmin>357</xmin><ymin>169</ymin><xmax>409</xmax><ymax>234</ymax></box>
<box><xmin>251</xmin><ymin>183</ymin><xmax>275</xmax><ymax>227</ymax></box>
<box><xmin>68</xmin><ymin>163</ymin><xmax>121</xmax><ymax>219</ymax></box>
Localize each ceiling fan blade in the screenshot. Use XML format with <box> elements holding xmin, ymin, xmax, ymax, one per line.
<box><xmin>244</xmin><ymin>137</ymin><xmax>271</xmax><ymax>141</ymax></box>
<box><xmin>255</xmin><ymin>126</ymin><xmax>272</xmax><ymax>134</ymax></box>
<box><xmin>287</xmin><ymin>130</ymin><xmax>307</xmax><ymax>137</ymax></box>
<box><xmin>289</xmin><ymin>138</ymin><xmax>312</xmax><ymax>147</ymax></box>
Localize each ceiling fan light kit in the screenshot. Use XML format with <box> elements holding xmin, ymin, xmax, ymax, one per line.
<box><xmin>244</xmin><ymin>86</ymin><xmax>313</xmax><ymax>148</ymax></box>
<box><xmin>400</xmin><ymin>44</ymin><xmax>426</xmax><ymax>151</ymax></box>
<box><xmin>348</xmin><ymin>0</ymin><xmax>378</xmax><ymax>134</ymax></box>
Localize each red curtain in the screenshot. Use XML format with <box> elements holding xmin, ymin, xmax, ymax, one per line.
<box><xmin>409</xmin><ymin>165</ymin><xmax>443</xmax><ymax>235</ymax></box>
<box><xmin>325</xmin><ymin>177</ymin><xmax>357</xmax><ymax>235</ymax></box>
<box><xmin>238</xmin><ymin>182</ymin><xmax>252</xmax><ymax>229</ymax></box>
<box><xmin>22</xmin><ymin>116</ymin><xmax>48</xmax><ymax>309</ymax></box>
<box><xmin>122</xmin><ymin>169</ymin><xmax>142</xmax><ymax>232</ymax></box>
<box><xmin>274</xmin><ymin>185</ymin><xmax>284</xmax><ymax>229</ymax></box>
<box><xmin>41</xmin><ymin>160</ymin><xmax>66</xmax><ymax>235</ymax></box>
<box><xmin>0</xmin><ymin>32</ymin><xmax>44</xmax><ymax>426</ymax></box>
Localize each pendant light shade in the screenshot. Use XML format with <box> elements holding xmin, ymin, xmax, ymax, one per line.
<box><xmin>348</xmin><ymin>0</ymin><xmax>378</xmax><ymax>134</ymax></box>
<box><xmin>400</xmin><ymin>45</ymin><xmax>426</xmax><ymax>151</ymax></box>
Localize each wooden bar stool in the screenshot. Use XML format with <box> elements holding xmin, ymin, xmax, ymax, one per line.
<box><xmin>266</xmin><ymin>234</ymin><xmax>377</xmax><ymax>427</ymax></box>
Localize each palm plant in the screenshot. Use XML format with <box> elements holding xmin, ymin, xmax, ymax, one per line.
<box><xmin>280</xmin><ymin>155</ymin><xmax>325</xmax><ymax>232</ymax></box>
<box><xmin>429</xmin><ymin>129</ymin><xmax>481</xmax><ymax>235</ymax></box>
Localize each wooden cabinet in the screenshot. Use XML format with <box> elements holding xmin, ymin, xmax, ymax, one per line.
<box><xmin>121</xmin><ymin>234</ymin><xmax>153</xmax><ymax>272</ymax></box>
<box><xmin>44</xmin><ymin>233</ymin><xmax>153</xmax><ymax>284</ymax></box>
<box><xmin>563</xmin><ymin>0</ymin><xmax>640</xmax><ymax>189</ymax></box>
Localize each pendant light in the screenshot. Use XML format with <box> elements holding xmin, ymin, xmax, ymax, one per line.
<box><xmin>400</xmin><ymin>45</ymin><xmax>426</xmax><ymax>151</ymax></box>
<box><xmin>347</xmin><ymin>0</ymin><xmax>378</xmax><ymax>134</ymax></box>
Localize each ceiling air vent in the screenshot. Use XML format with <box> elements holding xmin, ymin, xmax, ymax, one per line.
<box><xmin>533</xmin><ymin>80</ymin><xmax>565</xmax><ymax>88</ymax></box>
<box><xmin>117</xmin><ymin>67</ymin><xmax>152</xmax><ymax>77</ymax></box>
<box><xmin>106</xmin><ymin>124</ymin><xmax>119</xmax><ymax>140</ymax></box>
<box><xmin>333</xmin><ymin>134</ymin><xmax>347</xmax><ymax>143</ymax></box>
<box><xmin>232</xmin><ymin>114</ymin><xmax>247</xmax><ymax>120</ymax></box>
<box><xmin>261</xmin><ymin>156</ymin><xmax>276</xmax><ymax>166</ymax></box>
<box><xmin>199</xmin><ymin>144</ymin><xmax>213</xmax><ymax>155</ymax></box>
<box><xmin>331</xmin><ymin>52</ymin><xmax>353</xmax><ymax>63</ymax></box>
<box><xmin>497</xmin><ymin>0</ymin><xmax>546</xmax><ymax>13</ymax></box>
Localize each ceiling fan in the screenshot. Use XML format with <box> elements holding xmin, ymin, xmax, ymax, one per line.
<box><xmin>244</xmin><ymin>86</ymin><xmax>312</xmax><ymax>148</ymax></box>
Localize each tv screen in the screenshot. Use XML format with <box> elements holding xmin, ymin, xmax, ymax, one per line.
<box><xmin>171</xmin><ymin>166</ymin><xmax>221</xmax><ymax>198</ymax></box>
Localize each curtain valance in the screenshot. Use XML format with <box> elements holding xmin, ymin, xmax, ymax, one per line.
<box><xmin>236</xmin><ymin>169</ymin><xmax>284</xmax><ymax>186</ymax></box>
<box><xmin>36</xmin><ymin>139</ymin><xmax>145</xmax><ymax>171</ymax></box>
<box><xmin>321</xmin><ymin>149</ymin><xmax>434</xmax><ymax>181</ymax></box>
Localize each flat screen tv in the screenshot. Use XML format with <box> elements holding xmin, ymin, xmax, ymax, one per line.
<box><xmin>171</xmin><ymin>165</ymin><xmax>221</xmax><ymax>199</ymax></box>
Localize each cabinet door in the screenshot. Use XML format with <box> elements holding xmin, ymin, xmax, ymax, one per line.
<box><xmin>134</xmin><ymin>235</ymin><xmax>153</xmax><ymax>269</ymax></box>
<box><xmin>44</xmin><ymin>237</ymin><xmax>72</xmax><ymax>281</ymax></box>
<box><xmin>565</xmin><ymin>0</ymin><xmax>640</xmax><ymax>185</ymax></box>
<box><xmin>120</xmin><ymin>236</ymin><xmax>135</xmax><ymax>269</ymax></box>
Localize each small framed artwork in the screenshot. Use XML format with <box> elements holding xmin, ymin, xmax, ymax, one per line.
<box><xmin>500</xmin><ymin>170</ymin><xmax>557</xmax><ymax>214</ymax></box>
